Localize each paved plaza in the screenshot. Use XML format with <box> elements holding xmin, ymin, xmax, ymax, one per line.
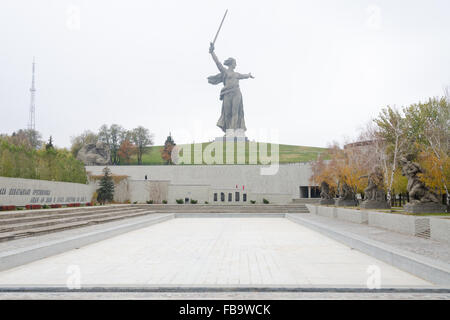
<box><xmin>0</xmin><ymin>218</ymin><xmax>431</xmax><ymax>287</ymax></box>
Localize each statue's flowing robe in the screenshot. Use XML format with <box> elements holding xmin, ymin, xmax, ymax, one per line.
<box><xmin>208</xmin><ymin>70</ymin><xmax>246</xmax><ymax>132</ymax></box>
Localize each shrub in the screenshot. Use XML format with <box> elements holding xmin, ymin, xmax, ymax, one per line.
<box><xmin>146</xmin><ymin>200</ymin><xmax>153</xmax><ymax>204</ymax></box>
<box><xmin>176</xmin><ymin>199</ymin><xmax>184</xmax><ymax>204</ymax></box>
<box><xmin>133</xmin><ymin>201</ymin><xmax>138</xmax><ymax>204</ymax></box>
<box><xmin>204</xmin><ymin>201</ymin><xmax>209</xmax><ymax>204</ymax></box>
<box><xmin>162</xmin><ymin>200</ymin><xmax>167</xmax><ymax>204</ymax></box>
<box><xmin>42</xmin><ymin>205</ymin><xmax>50</xmax><ymax>209</ymax></box>
<box><xmin>91</xmin><ymin>191</ymin><xmax>98</xmax><ymax>205</ymax></box>
<box><xmin>67</xmin><ymin>203</ymin><xmax>81</xmax><ymax>207</ymax></box>
<box><xmin>250</xmin><ymin>200</ymin><xmax>256</xmax><ymax>204</ymax></box>
<box><xmin>263</xmin><ymin>198</ymin><xmax>269</xmax><ymax>204</ymax></box>
<box><xmin>190</xmin><ymin>199</ymin><xmax>198</xmax><ymax>204</ymax></box>
<box><xmin>0</xmin><ymin>205</ymin><xmax>16</xmax><ymax>211</ymax></box>
<box><xmin>16</xmin><ymin>207</ymin><xmax>24</xmax><ymax>210</ymax></box>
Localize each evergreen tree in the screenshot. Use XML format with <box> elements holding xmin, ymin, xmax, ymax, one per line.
<box><xmin>97</xmin><ymin>167</ymin><xmax>114</xmax><ymax>204</ymax></box>
<box><xmin>45</xmin><ymin>136</ymin><xmax>54</xmax><ymax>150</ymax></box>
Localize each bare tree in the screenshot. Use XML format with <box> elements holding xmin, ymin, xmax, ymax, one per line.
<box><xmin>131</xmin><ymin>126</ymin><xmax>154</xmax><ymax>165</ymax></box>
<box><xmin>98</xmin><ymin>124</ymin><xmax>125</xmax><ymax>164</ymax></box>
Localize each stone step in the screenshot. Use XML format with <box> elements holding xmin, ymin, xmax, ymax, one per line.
<box><xmin>0</xmin><ymin>208</ymin><xmax>150</xmax><ymax>233</ymax></box>
<box><xmin>150</xmin><ymin>209</ymin><xmax>310</xmax><ymax>213</ymax></box>
<box><xmin>0</xmin><ymin>210</ymin><xmax>155</xmax><ymax>242</ymax></box>
<box><xmin>136</xmin><ymin>205</ymin><xmax>309</xmax><ymax>209</ymax></box>
<box><xmin>0</xmin><ymin>205</ymin><xmax>138</xmax><ymax>220</ymax></box>
<box><xmin>0</xmin><ymin>206</ymin><xmax>143</xmax><ymax>225</ymax></box>
<box><xmin>135</xmin><ymin>204</ymin><xmax>309</xmax><ymax>213</ymax></box>
<box><xmin>292</xmin><ymin>198</ymin><xmax>321</xmax><ymax>204</ymax></box>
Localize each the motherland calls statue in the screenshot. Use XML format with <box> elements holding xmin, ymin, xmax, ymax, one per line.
<box><xmin>77</xmin><ymin>142</ymin><xmax>111</xmax><ymax>166</ymax></box>
<box><xmin>208</xmin><ymin>43</ymin><xmax>254</xmax><ymax>136</ymax></box>
<box><xmin>399</xmin><ymin>156</ymin><xmax>446</xmax><ymax>213</ymax></box>
<box><xmin>359</xmin><ymin>166</ymin><xmax>390</xmax><ymax>209</ymax></box>
<box><xmin>319</xmin><ymin>181</ymin><xmax>335</xmax><ymax>205</ymax></box>
<box><xmin>207</xmin><ymin>10</ymin><xmax>254</xmax><ymax>138</ymax></box>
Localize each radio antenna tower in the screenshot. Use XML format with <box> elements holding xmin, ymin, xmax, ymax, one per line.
<box><xmin>28</xmin><ymin>57</ymin><xmax>36</xmax><ymax>131</ymax></box>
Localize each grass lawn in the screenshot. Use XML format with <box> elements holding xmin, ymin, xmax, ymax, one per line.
<box><xmin>123</xmin><ymin>141</ymin><xmax>329</xmax><ymax>165</ymax></box>
<box><xmin>368</xmin><ymin>207</ymin><xmax>449</xmax><ymax>216</ymax></box>
<box><xmin>321</xmin><ymin>206</ymin><xmax>449</xmax><ymax>216</ymax></box>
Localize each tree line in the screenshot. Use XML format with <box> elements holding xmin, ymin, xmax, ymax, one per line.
<box><xmin>311</xmin><ymin>94</ymin><xmax>449</xmax><ymax>207</ymax></box>
<box><xmin>0</xmin><ymin>129</ymin><xmax>87</xmax><ymax>184</ymax></box>
<box><xmin>71</xmin><ymin>124</ymin><xmax>154</xmax><ymax>165</ymax></box>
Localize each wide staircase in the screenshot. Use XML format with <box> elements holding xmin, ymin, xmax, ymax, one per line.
<box><xmin>292</xmin><ymin>198</ymin><xmax>320</xmax><ymax>204</ymax></box>
<box><xmin>136</xmin><ymin>204</ymin><xmax>310</xmax><ymax>214</ymax></box>
<box><xmin>0</xmin><ymin>205</ymin><xmax>153</xmax><ymax>242</ymax></box>
<box><xmin>0</xmin><ymin>204</ymin><xmax>309</xmax><ymax>242</ymax></box>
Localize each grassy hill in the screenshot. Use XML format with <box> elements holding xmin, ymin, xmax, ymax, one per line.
<box><xmin>124</xmin><ymin>141</ymin><xmax>329</xmax><ymax>165</ymax></box>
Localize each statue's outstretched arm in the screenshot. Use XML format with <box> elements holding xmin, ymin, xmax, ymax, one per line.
<box><xmin>238</xmin><ymin>72</ymin><xmax>255</xmax><ymax>80</ymax></box>
<box><xmin>209</xmin><ymin>43</ymin><xmax>225</xmax><ymax>73</ymax></box>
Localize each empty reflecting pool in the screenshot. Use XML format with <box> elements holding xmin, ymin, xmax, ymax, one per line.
<box><xmin>0</xmin><ymin>218</ymin><xmax>431</xmax><ymax>287</ymax></box>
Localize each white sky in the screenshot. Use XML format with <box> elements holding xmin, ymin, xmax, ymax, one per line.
<box><xmin>0</xmin><ymin>0</ymin><xmax>449</xmax><ymax>148</ymax></box>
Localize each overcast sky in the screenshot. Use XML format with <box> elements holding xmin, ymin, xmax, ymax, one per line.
<box><xmin>1</xmin><ymin>0</ymin><xmax>449</xmax><ymax>148</ymax></box>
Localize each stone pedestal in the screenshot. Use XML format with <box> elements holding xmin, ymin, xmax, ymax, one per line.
<box><xmin>404</xmin><ymin>202</ymin><xmax>447</xmax><ymax>214</ymax></box>
<box><xmin>335</xmin><ymin>199</ymin><xmax>358</xmax><ymax>207</ymax></box>
<box><xmin>215</xmin><ymin>129</ymin><xmax>248</xmax><ymax>143</ymax></box>
<box><xmin>319</xmin><ymin>199</ymin><xmax>335</xmax><ymax>205</ymax></box>
<box><xmin>360</xmin><ymin>200</ymin><xmax>391</xmax><ymax>209</ymax></box>
<box><xmin>215</xmin><ymin>136</ymin><xmax>248</xmax><ymax>143</ymax></box>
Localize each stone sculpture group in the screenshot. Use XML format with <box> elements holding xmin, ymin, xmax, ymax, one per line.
<box><xmin>360</xmin><ymin>166</ymin><xmax>390</xmax><ymax>209</ymax></box>
<box><xmin>399</xmin><ymin>156</ymin><xmax>446</xmax><ymax>213</ymax></box>
<box><xmin>76</xmin><ymin>142</ymin><xmax>110</xmax><ymax>166</ymax></box>
<box><xmin>319</xmin><ymin>156</ymin><xmax>445</xmax><ymax>213</ymax></box>
<box><xmin>319</xmin><ymin>181</ymin><xmax>334</xmax><ymax>205</ymax></box>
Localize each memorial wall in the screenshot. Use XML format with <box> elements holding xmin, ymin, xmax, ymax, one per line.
<box><xmin>0</xmin><ymin>177</ymin><xmax>95</xmax><ymax>206</ymax></box>
<box><xmin>86</xmin><ymin>163</ymin><xmax>315</xmax><ymax>200</ymax></box>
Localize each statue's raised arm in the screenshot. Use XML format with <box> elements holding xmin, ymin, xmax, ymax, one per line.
<box><xmin>209</xmin><ymin>43</ymin><xmax>225</xmax><ymax>73</ymax></box>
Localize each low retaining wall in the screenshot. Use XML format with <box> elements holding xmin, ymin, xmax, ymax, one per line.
<box><xmin>306</xmin><ymin>204</ymin><xmax>450</xmax><ymax>243</ymax></box>
<box><xmin>337</xmin><ymin>208</ymin><xmax>368</xmax><ymax>224</ymax></box>
<box><xmin>0</xmin><ymin>177</ymin><xmax>95</xmax><ymax>207</ymax></box>
<box><xmin>314</xmin><ymin>205</ymin><xmax>336</xmax><ymax>218</ymax></box>
<box><xmin>367</xmin><ymin>212</ymin><xmax>417</xmax><ymax>235</ymax></box>
<box><xmin>430</xmin><ymin>218</ymin><xmax>450</xmax><ymax>243</ymax></box>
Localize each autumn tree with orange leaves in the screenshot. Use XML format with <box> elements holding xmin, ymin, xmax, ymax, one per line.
<box><xmin>310</xmin><ymin>141</ymin><xmax>370</xmax><ymax>199</ymax></box>
<box><xmin>312</xmin><ymin>93</ymin><xmax>449</xmax><ymax>208</ymax></box>
<box><xmin>161</xmin><ymin>133</ymin><xmax>176</xmax><ymax>165</ymax></box>
<box><xmin>118</xmin><ymin>139</ymin><xmax>137</xmax><ymax>165</ymax></box>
